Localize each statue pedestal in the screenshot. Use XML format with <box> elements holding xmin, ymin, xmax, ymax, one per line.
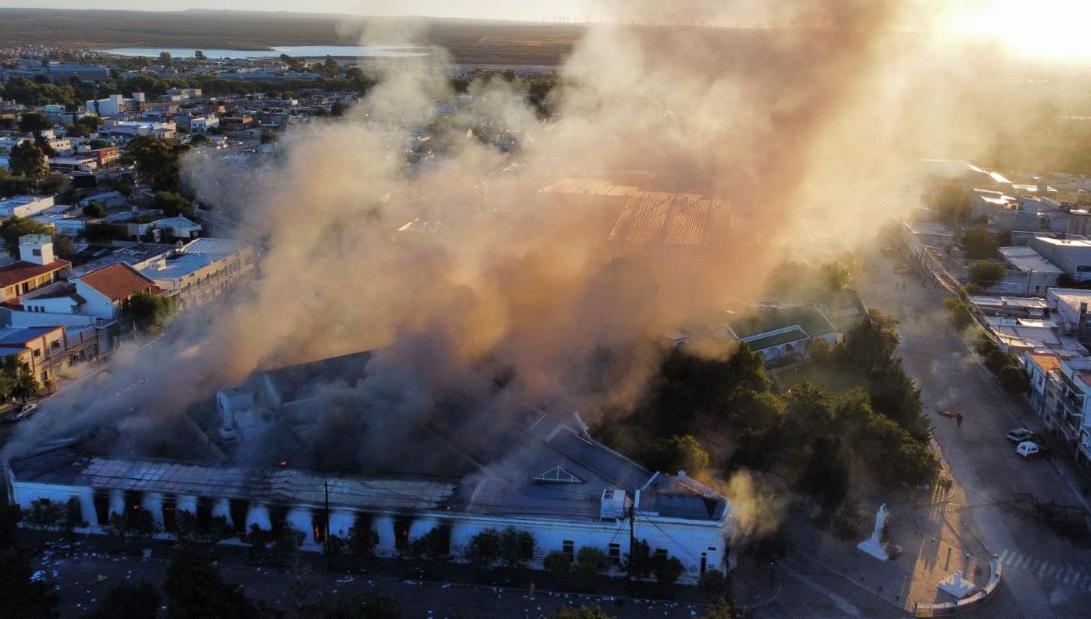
<box><xmin>939</xmin><ymin>571</ymin><xmax>976</xmax><ymax>599</ymax></box>
<box><xmin>857</xmin><ymin>537</ymin><xmax>890</xmax><ymax>561</ymax></box>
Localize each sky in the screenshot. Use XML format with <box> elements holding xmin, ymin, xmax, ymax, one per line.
<box><xmin>0</xmin><ymin>1</ymin><xmax>590</xmax><ymax>22</ymax></box>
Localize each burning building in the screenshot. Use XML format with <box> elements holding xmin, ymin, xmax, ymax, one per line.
<box><xmin>5</xmin><ymin>351</ymin><xmax>732</xmax><ymax>582</ymax></box>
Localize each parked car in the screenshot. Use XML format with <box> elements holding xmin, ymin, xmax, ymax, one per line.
<box><xmin>1007</xmin><ymin>428</ymin><xmax>1035</xmax><ymax>444</ymax></box>
<box><xmin>1017</xmin><ymin>441</ymin><xmax>1041</xmax><ymax>459</ymax></box>
<box><xmin>12</xmin><ymin>402</ymin><xmax>37</xmax><ymax>422</ymax></box>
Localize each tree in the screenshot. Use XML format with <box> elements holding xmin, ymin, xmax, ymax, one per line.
<box><xmin>643</xmin><ymin>433</ymin><xmax>710</xmax><ymax>475</ymax></box>
<box><xmin>331</xmin><ymin>100</ymin><xmax>348</xmax><ymax>117</ymax></box>
<box><xmin>3</xmin><ymin>357</ymin><xmax>40</xmax><ymax>403</ymax></box>
<box><xmin>968</xmin><ymin>261</ymin><xmax>1007</xmax><ymax>288</ymax></box>
<box><xmin>794</xmin><ymin>435</ymin><xmax>850</xmax><ymax>512</ymax></box>
<box><xmin>8</xmin><ymin>141</ymin><xmax>47</xmax><ymax>179</ymax></box>
<box><xmin>943</xmin><ymin>297</ymin><xmax>973</xmax><ymax>331</ymax></box>
<box><xmin>106</xmin><ymin>507</ymin><xmax>160</xmax><ymax>539</ymax></box>
<box><xmin>0</xmin><ymin>548</ymin><xmax>59</xmax><ymax>619</ymax></box>
<box><xmin>698</xmin><ymin>569</ymin><xmax>727</xmax><ymax>595</ymax></box>
<box><xmin>83</xmin><ymin>200</ymin><xmax>106</xmax><ymax>217</ymax></box>
<box><xmin>347</xmin><ymin>522</ymin><xmax>379</xmax><ymax>558</ymax></box>
<box><xmin>152</xmin><ymin>190</ymin><xmax>196</xmax><ymax>218</ymax></box>
<box><xmin>998</xmin><ymin>366</ymin><xmax>1030</xmax><ymax>394</ymax></box>
<box><xmin>573</xmin><ymin>546</ymin><xmax>610</xmax><ymax>579</ymax></box>
<box><xmin>544</xmin><ymin>550</ymin><xmax>572</xmax><ymax>575</ymax></box>
<box><xmin>498</xmin><ymin>527</ymin><xmax>535</xmax><ymax>568</ymax></box>
<box><xmin>298</xmin><ymin>589</ymin><xmax>401</xmax><ymax>619</ymax></box>
<box><xmin>408</xmin><ymin>527</ymin><xmax>450</xmax><ymax>562</ymax></box>
<box><xmin>623</xmin><ymin>539</ymin><xmax>654</xmax><ymax>580</ymax></box>
<box><xmin>89</xmin><ymin>582</ymin><xmax>160</xmax><ymax>619</ymax></box>
<box><xmin>122</xmin><ymin>292</ymin><xmax>176</xmax><ymax>332</ymax></box>
<box><xmin>18</xmin><ymin>112</ymin><xmax>52</xmax><ymax>135</ymax></box>
<box><xmin>701</xmin><ymin>599</ymin><xmax>736</xmax><ymax>619</ymax></box>
<box><xmin>159</xmin><ymin>51</ymin><xmax>173</xmax><ymax>67</ymax></box>
<box><xmin>194</xmin><ymin>50</ymin><xmax>206</xmax><ymax>61</ymax></box>
<box><xmin>960</xmin><ymin>227</ymin><xmax>999</xmax><ymax>260</ymax></box>
<box><xmin>931</xmin><ymin>183</ymin><xmax>970</xmax><ymax>223</ymax></box>
<box><xmin>463</xmin><ymin>528</ymin><xmax>501</xmax><ymax>570</ymax></box>
<box><xmin>126</xmin><ymin>136</ymin><xmax>188</xmax><ymax>192</ymax></box>
<box><xmin>163</xmin><ymin>546</ymin><xmax>260</xmax><ymax>619</ymax></box>
<box><xmin>653</xmin><ymin>556</ymin><xmax>685</xmax><ymax>585</ymax></box>
<box><xmin>554</xmin><ymin>606</ymin><xmax>615</xmax><ymax>619</ymax></box>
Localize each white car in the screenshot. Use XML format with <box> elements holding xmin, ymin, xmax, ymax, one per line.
<box><xmin>1016</xmin><ymin>441</ymin><xmax>1040</xmax><ymax>459</ymax></box>
<box><xmin>12</xmin><ymin>403</ymin><xmax>38</xmax><ymax>421</ymax></box>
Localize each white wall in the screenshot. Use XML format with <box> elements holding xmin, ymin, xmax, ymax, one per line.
<box><xmin>72</xmin><ymin>281</ymin><xmax>117</xmax><ymax>319</ymax></box>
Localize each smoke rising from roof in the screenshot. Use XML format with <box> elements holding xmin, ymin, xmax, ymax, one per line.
<box><xmin>3</xmin><ymin>2</ymin><xmax>1054</xmax><ymax>480</ymax></box>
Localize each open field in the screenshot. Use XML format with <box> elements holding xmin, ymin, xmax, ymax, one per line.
<box><xmin>0</xmin><ymin>9</ymin><xmax>583</xmax><ymax>67</ymax></box>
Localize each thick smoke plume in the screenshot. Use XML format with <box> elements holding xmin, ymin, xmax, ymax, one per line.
<box><xmin>3</xmin><ymin>2</ymin><xmax>1060</xmax><ymax>475</ymax></box>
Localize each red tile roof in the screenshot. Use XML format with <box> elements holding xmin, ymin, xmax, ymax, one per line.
<box><xmin>0</xmin><ymin>260</ymin><xmax>70</xmax><ymax>288</ymax></box>
<box><xmin>78</xmin><ymin>263</ymin><xmax>157</xmax><ymax>302</ymax></box>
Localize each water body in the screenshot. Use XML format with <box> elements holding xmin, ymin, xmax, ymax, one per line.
<box><xmin>105</xmin><ymin>46</ymin><xmax>429</xmax><ymax>59</ymax></box>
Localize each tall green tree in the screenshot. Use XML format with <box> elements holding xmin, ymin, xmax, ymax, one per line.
<box><xmin>89</xmin><ymin>582</ymin><xmax>160</xmax><ymax>619</ymax></box>
<box><xmin>126</xmin><ymin>136</ymin><xmax>188</xmax><ymax>192</ymax></box>
<box><xmin>8</xmin><ymin>141</ymin><xmax>47</xmax><ymax>179</ymax></box>
<box><xmin>163</xmin><ymin>546</ymin><xmax>260</xmax><ymax>619</ymax></box>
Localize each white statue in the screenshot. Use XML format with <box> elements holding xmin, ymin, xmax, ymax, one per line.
<box><xmin>857</xmin><ymin>502</ymin><xmax>890</xmax><ymax>560</ymax></box>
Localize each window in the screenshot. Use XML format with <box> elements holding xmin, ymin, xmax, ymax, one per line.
<box><xmin>562</xmin><ymin>540</ymin><xmax>575</xmax><ymax>560</ymax></box>
<box><xmin>32</xmin><ymin>248</ymin><xmax>41</xmax><ymax>257</ymax></box>
<box><xmin>608</xmin><ymin>543</ymin><xmax>621</xmax><ymax>566</ymax></box>
<box><xmin>33</xmin><ymin>349</ymin><xmax>41</xmax><ymax>357</ymax></box>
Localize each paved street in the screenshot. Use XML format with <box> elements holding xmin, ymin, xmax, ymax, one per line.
<box><xmin>859</xmin><ymin>250</ymin><xmax>1091</xmax><ymax>618</ymax></box>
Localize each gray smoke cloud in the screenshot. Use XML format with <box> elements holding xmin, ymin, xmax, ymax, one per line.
<box><xmin>3</xmin><ymin>2</ymin><xmax>1060</xmax><ymax>470</ymax></box>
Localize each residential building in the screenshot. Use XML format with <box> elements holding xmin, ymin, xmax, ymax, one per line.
<box><xmin>0</xmin><ymin>235</ymin><xmax>71</xmax><ymax>303</ymax></box>
<box><xmin>990</xmin><ymin>197</ymin><xmax>1070</xmax><ymax>233</ymax></box>
<box><xmin>85</xmin><ymin>93</ymin><xmax>145</xmax><ymax>117</ymax></box>
<box><xmin>969</xmin><ymin>295</ymin><xmax>1048</xmax><ymax>319</ymax></box>
<box><xmin>997</xmin><ymin>246</ymin><xmax>1062</xmax><ymax>296</ymax></box>
<box><xmin>0</xmin><ymin>325</ymin><xmax>65</xmax><ymax>388</ymax></box>
<box><xmin>1025</xmin><ymin>350</ymin><xmax>1063</xmax><ymax>414</ymax></box>
<box><xmin>0</xmin><ymin>195</ymin><xmax>55</xmax><ymax>219</ymax></box>
<box><xmin>153</xmin><ymin>216</ymin><xmax>202</xmax><ymax>240</ymax></box>
<box><xmin>1030</xmin><ymin>237</ymin><xmax>1091</xmax><ymax>282</ymax></box>
<box><xmin>136</xmin><ymin>238</ymin><xmax>254</xmax><ymax>309</ymax></box>
<box><xmin>1033</xmin><ymin>355</ymin><xmax>1091</xmax><ymax>448</ymax></box>
<box><xmin>48</xmin><ymin>156</ymin><xmax>98</xmax><ymax>173</ymax></box>
<box><xmin>73</xmin><ymin>263</ymin><xmax>160</xmax><ymax>321</ymax></box>
<box><xmin>1046</xmin><ymin>288</ymin><xmax>1091</xmax><ymax>339</ymax></box>
<box><xmin>188</xmin><ymin>115</ymin><xmax>220</xmax><ymax>134</ymax></box>
<box><xmin>100</xmin><ymin>120</ymin><xmax>176</xmax><ymax>139</ymax></box>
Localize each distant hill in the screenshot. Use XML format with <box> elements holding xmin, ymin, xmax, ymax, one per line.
<box><xmin>0</xmin><ymin>8</ymin><xmax>582</xmax><ymax>66</ymax></box>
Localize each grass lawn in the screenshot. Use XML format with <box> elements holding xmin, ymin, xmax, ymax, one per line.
<box><xmin>775</xmin><ymin>362</ymin><xmax>864</xmax><ymax>394</ymax></box>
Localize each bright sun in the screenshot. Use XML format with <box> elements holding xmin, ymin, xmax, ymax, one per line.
<box><xmin>957</xmin><ymin>0</ymin><xmax>1091</xmax><ymax>61</ymax></box>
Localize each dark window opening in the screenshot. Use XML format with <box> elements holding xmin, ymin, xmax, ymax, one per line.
<box><xmin>393</xmin><ymin>517</ymin><xmax>412</xmax><ymax>553</ymax></box>
<box><xmin>608</xmin><ymin>543</ymin><xmax>621</xmax><ymax>566</ymax></box>
<box><xmin>229</xmin><ymin>498</ymin><xmax>250</xmax><ymax>536</ymax></box>
<box><xmin>563</xmin><ymin>540</ymin><xmax>575</xmax><ymax>560</ymax></box>
<box><xmin>93</xmin><ymin>489</ymin><xmax>110</xmax><ymax>526</ymax></box>
<box><xmin>434</xmin><ymin>524</ymin><xmax>452</xmax><ymax>557</ymax></box>
<box><xmin>195</xmin><ymin>496</ymin><xmax>214</xmax><ymax>531</ymax></box>
<box><xmin>161</xmin><ymin>494</ymin><xmax>177</xmax><ymax>533</ymax></box>
<box><xmin>700</xmin><ymin>552</ymin><xmax>708</xmax><ymax>574</ymax></box>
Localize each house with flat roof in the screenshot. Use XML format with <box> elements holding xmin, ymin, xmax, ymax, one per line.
<box><xmin>136</xmin><ymin>238</ymin><xmax>254</xmax><ymax>309</ymax></box>
<box><xmin>0</xmin><ymin>195</ymin><xmax>54</xmax><ymax>219</ymax></box>
<box><xmin>1030</xmin><ymin>237</ymin><xmax>1091</xmax><ymax>283</ymax></box>
<box><xmin>997</xmin><ymin>246</ymin><xmax>1062</xmax><ymax>296</ymax></box>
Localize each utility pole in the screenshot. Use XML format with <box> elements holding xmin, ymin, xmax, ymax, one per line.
<box><xmin>627</xmin><ymin>490</ymin><xmax>637</xmax><ymax>588</ymax></box>
<box><xmin>324</xmin><ymin>479</ymin><xmax>331</xmax><ymax>570</ymax></box>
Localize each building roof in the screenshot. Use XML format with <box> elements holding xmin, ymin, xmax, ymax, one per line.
<box><xmin>730</xmin><ymin>305</ymin><xmax>839</xmax><ymax>342</ymax></box>
<box><xmin>743</xmin><ymin>326</ymin><xmax>810</xmax><ymax>351</ymax></box>
<box><xmin>0</xmin><ymin>259</ymin><xmax>70</xmax><ymax>288</ymax></box>
<box><xmin>1027</xmin><ymin>351</ymin><xmax>1063</xmax><ymax>374</ymax></box>
<box><xmin>1034</xmin><ymin>237</ymin><xmax>1091</xmax><ymax>250</ymax></box>
<box><xmin>998</xmin><ymin>246</ymin><xmax>1064</xmax><ymax>274</ymax></box>
<box><xmin>609</xmin><ymin>193</ymin><xmax>731</xmax><ymax>246</ymax></box>
<box><xmin>0</xmin><ymin>325</ymin><xmax>62</xmax><ymax>346</ymax></box>
<box><xmin>78</xmin><ymin>263</ymin><xmax>157</xmax><ymax>301</ymax></box>
<box><xmin>138</xmin><ymin>238</ymin><xmax>249</xmax><ymax>282</ymax></box>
